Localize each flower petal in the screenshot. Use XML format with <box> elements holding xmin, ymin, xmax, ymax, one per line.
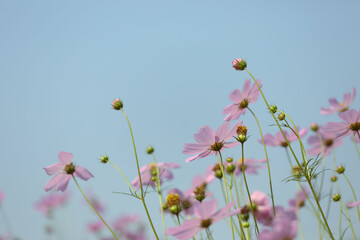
<box><xmin>43</xmin><ymin>163</ymin><xmax>64</xmax><ymax>175</ymax></box>
<box><xmin>58</xmin><ymin>152</ymin><xmax>73</xmax><ymax>164</ymax></box>
<box><xmin>74</xmin><ymin>166</ymin><xmax>94</xmax><ymax>180</ymax></box>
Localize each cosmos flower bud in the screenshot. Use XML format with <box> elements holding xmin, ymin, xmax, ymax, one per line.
<box><xmin>151</xmin><ymin>176</ymin><xmax>157</xmax><ymax>182</ymax></box>
<box><xmin>331</xmin><ymin>176</ymin><xmax>338</xmax><ymax>182</ymax></box>
<box><xmin>242</xmin><ymin>222</ymin><xmax>250</xmax><ymax>228</ymax></box>
<box><xmin>269</xmin><ymin>105</ymin><xmax>278</xmax><ymax>114</ymax></box>
<box><xmin>165</xmin><ymin>193</ymin><xmax>182</xmax><ymax>215</ymax></box>
<box><xmin>226</xmin><ymin>157</ymin><xmax>233</xmax><ymax>163</ymax></box>
<box><xmin>112</xmin><ymin>98</ymin><xmax>123</xmax><ymax>110</ymax></box>
<box><xmin>278</xmin><ymin>112</ymin><xmax>285</xmax><ymax>121</ymax></box>
<box><xmin>232</xmin><ymin>58</ymin><xmax>247</xmax><ymax>71</ymax></box>
<box><xmin>194</xmin><ymin>185</ymin><xmax>206</xmax><ymax>202</ymax></box>
<box><xmin>100</xmin><ymin>155</ymin><xmax>109</xmax><ymax>164</ymax></box>
<box><xmin>292</xmin><ymin>166</ymin><xmax>302</xmax><ymax>179</ymax></box>
<box><xmin>212</xmin><ymin>164</ymin><xmax>223</xmax><ymax>179</ymax></box>
<box><xmin>226</xmin><ymin>164</ymin><xmax>236</xmax><ymax>174</ymax></box>
<box><xmin>336</xmin><ymin>165</ymin><xmax>345</xmax><ymax>174</ymax></box>
<box><xmin>332</xmin><ymin>193</ymin><xmax>341</xmax><ymax>202</ymax></box>
<box><xmin>236</xmin><ymin>125</ymin><xmax>248</xmax><ymax>143</ymax></box>
<box><xmin>146</xmin><ymin>146</ymin><xmax>154</xmax><ymax>154</ymax></box>
<box><xmin>310</xmin><ymin>123</ymin><xmax>319</xmax><ymax>132</ymax></box>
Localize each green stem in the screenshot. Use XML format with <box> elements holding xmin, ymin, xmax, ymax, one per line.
<box><xmin>351</xmin><ymin>135</ymin><xmax>360</xmax><ymax>159</ymax></box>
<box><xmin>205</xmin><ymin>228</ymin><xmax>214</xmax><ymax>240</ymax></box>
<box><xmin>152</xmin><ymin>154</ymin><xmax>168</xmax><ymax>240</ymax></box>
<box><xmin>340</xmin><ymin>201</ymin><xmax>356</xmax><ymax>240</ymax></box>
<box><xmin>247</xmin><ymin>107</ymin><xmax>276</xmax><ymax>216</ymax></box>
<box><xmin>121</xmin><ymin>109</ymin><xmax>159</xmax><ymax>240</ymax></box>
<box><xmin>343</xmin><ymin>173</ymin><xmax>360</xmax><ymax>223</ymax></box>
<box><xmin>245</xmin><ymin>68</ymin><xmax>334</xmax><ymax>240</ymax></box>
<box><xmin>240</xmin><ymin>143</ymin><xmax>259</xmax><ymax>234</ymax></box>
<box><xmin>72</xmin><ymin>176</ymin><xmax>118</xmax><ymax>239</ymax></box>
<box><xmin>217</xmin><ymin>153</ymin><xmax>235</xmax><ymax>240</ymax></box>
<box><xmin>108</xmin><ymin>161</ymin><xmax>140</xmax><ymax>198</ymax></box>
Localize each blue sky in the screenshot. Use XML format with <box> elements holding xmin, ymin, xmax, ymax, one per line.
<box><xmin>0</xmin><ymin>1</ymin><xmax>359</xmax><ymax>239</ymax></box>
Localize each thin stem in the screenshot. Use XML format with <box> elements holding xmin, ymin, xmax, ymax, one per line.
<box><xmin>120</xmin><ymin>109</ymin><xmax>159</xmax><ymax>240</ymax></box>
<box><xmin>343</xmin><ymin>173</ymin><xmax>360</xmax><ymax>223</ymax></box>
<box><xmin>339</xmin><ymin>202</ymin><xmax>342</xmax><ymax>240</ymax></box>
<box><xmin>108</xmin><ymin>161</ymin><xmax>140</xmax><ymax>198</ymax></box>
<box><xmin>72</xmin><ymin>176</ymin><xmax>118</xmax><ymax>240</ymax></box>
<box><xmin>205</xmin><ymin>228</ymin><xmax>214</xmax><ymax>240</ymax></box>
<box><xmin>247</xmin><ymin>107</ymin><xmax>276</xmax><ymax>216</ymax></box>
<box><xmin>245</xmin><ymin>68</ymin><xmax>334</xmax><ymax>240</ymax></box>
<box><xmin>176</xmin><ymin>215</ymin><xmax>181</xmax><ymax>225</ymax></box>
<box><xmin>217</xmin><ymin>152</ymin><xmax>235</xmax><ymax>240</ymax></box>
<box><xmin>152</xmin><ymin>154</ymin><xmax>168</xmax><ymax>240</ymax></box>
<box><xmin>351</xmin><ymin>135</ymin><xmax>360</xmax><ymax>159</ymax></box>
<box><xmin>240</xmin><ymin>143</ymin><xmax>259</xmax><ymax>234</ymax></box>
<box><xmin>340</xmin><ymin>201</ymin><xmax>356</xmax><ymax>240</ymax></box>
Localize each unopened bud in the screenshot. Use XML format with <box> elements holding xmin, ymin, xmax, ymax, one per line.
<box><xmin>331</xmin><ymin>176</ymin><xmax>338</xmax><ymax>182</ymax></box>
<box><xmin>100</xmin><ymin>155</ymin><xmax>109</xmax><ymax>164</ymax></box>
<box><xmin>242</xmin><ymin>222</ymin><xmax>250</xmax><ymax>228</ymax></box>
<box><xmin>112</xmin><ymin>98</ymin><xmax>123</xmax><ymax>110</ymax></box>
<box><xmin>226</xmin><ymin>157</ymin><xmax>233</xmax><ymax>163</ymax></box>
<box><xmin>215</xmin><ymin>170</ymin><xmax>223</xmax><ymax>179</ymax></box>
<box><xmin>278</xmin><ymin>112</ymin><xmax>285</xmax><ymax>121</ymax></box>
<box><xmin>151</xmin><ymin>176</ymin><xmax>157</xmax><ymax>182</ymax></box>
<box><xmin>336</xmin><ymin>165</ymin><xmax>345</xmax><ymax>174</ymax></box>
<box><xmin>169</xmin><ymin>205</ymin><xmax>182</xmax><ymax>215</ymax></box>
<box><xmin>226</xmin><ymin>164</ymin><xmax>236</xmax><ymax>174</ymax></box>
<box><xmin>232</xmin><ymin>58</ymin><xmax>247</xmax><ymax>71</ymax></box>
<box><xmin>269</xmin><ymin>105</ymin><xmax>277</xmax><ymax>114</ymax></box>
<box><xmin>310</xmin><ymin>123</ymin><xmax>319</xmax><ymax>132</ymax></box>
<box><xmin>332</xmin><ymin>193</ymin><xmax>341</xmax><ymax>202</ymax></box>
<box><xmin>146</xmin><ymin>146</ymin><xmax>154</xmax><ymax>154</ymax></box>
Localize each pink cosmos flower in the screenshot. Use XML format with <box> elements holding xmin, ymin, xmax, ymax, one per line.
<box><xmin>347</xmin><ymin>201</ymin><xmax>360</xmax><ymax>208</ymax></box>
<box><xmin>324</xmin><ymin>109</ymin><xmax>360</xmax><ymax>139</ymax></box>
<box><xmin>88</xmin><ymin>220</ymin><xmax>105</xmax><ymax>233</ymax></box>
<box><xmin>289</xmin><ymin>187</ymin><xmax>309</xmax><ymax>209</ymax></box>
<box><xmin>320</xmin><ymin>88</ymin><xmax>356</xmax><ymax>115</ymax></box>
<box><xmin>247</xmin><ymin>191</ymin><xmax>272</xmax><ymax>225</ymax></box>
<box><xmin>113</xmin><ymin>214</ymin><xmax>147</xmax><ymax>240</ymax></box>
<box><xmin>44</xmin><ymin>152</ymin><xmax>94</xmax><ymax>192</ymax></box>
<box><xmin>167</xmin><ymin>188</ymin><xmax>198</xmax><ymax>216</ymax></box>
<box><xmin>166</xmin><ymin>199</ymin><xmax>240</xmax><ymax>240</ymax></box>
<box><xmin>131</xmin><ymin>162</ymin><xmax>180</xmax><ymax>189</ymax></box>
<box><xmin>258</xmin><ymin>215</ymin><xmax>297</xmax><ymax>240</ymax></box>
<box><xmin>233</xmin><ymin>158</ymin><xmax>266</xmax><ymax>176</ymax></box>
<box><xmin>183</xmin><ymin>121</ymin><xmax>242</xmax><ymax>162</ymax></box>
<box><xmin>307</xmin><ymin>127</ymin><xmax>343</xmax><ymax>156</ymax></box>
<box><xmin>34</xmin><ymin>192</ymin><xmax>70</xmax><ymax>217</ymax></box>
<box><xmin>222</xmin><ymin>80</ymin><xmax>262</xmax><ymax>121</ymax></box>
<box><xmin>0</xmin><ymin>191</ymin><xmax>5</xmax><ymax>205</ymax></box>
<box><xmin>259</xmin><ymin>127</ymin><xmax>308</xmax><ymax>147</ymax></box>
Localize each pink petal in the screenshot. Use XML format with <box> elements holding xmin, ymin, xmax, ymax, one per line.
<box><xmin>194</xmin><ymin>126</ymin><xmax>215</xmax><ymax>145</ymax></box>
<box><xmin>339</xmin><ymin>109</ymin><xmax>357</xmax><ymax>123</ymax></box>
<box><xmin>242</xmin><ymin>79</ymin><xmax>252</xmax><ymax>96</ymax></box>
<box><xmin>74</xmin><ymin>166</ymin><xmax>94</xmax><ymax>180</ymax></box>
<box><xmin>216</xmin><ymin>122</ymin><xmax>231</xmax><ymax>141</ymax></box>
<box><xmin>223</xmin><ymin>141</ymin><xmax>238</xmax><ymax>149</ymax></box>
<box><xmin>195</xmin><ymin>199</ymin><xmax>217</xmax><ymax>219</ymax></box>
<box><xmin>44</xmin><ymin>173</ymin><xmax>65</xmax><ymax>192</ymax></box>
<box><xmin>43</xmin><ymin>162</ymin><xmax>64</xmax><ymax>175</ymax></box>
<box><xmin>185</xmin><ymin>150</ymin><xmax>213</xmax><ymax>163</ymax></box>
<box><xmin>55</xmin><ymin>174</ymin><xmax>72</xmax><ymax>192</ymax></box>
<box><xmin>167</xmin><ymin>219</ymin><xmax>201</xmax><ymax>240</ymax></box>
<box><xmin>228</xmin><ymin>89</ymin><xmax>242</xmax><ymax>103</ymax></box>
<box><xmin>224</xmin><ymin>121</ymin><xmax>243</xmax><ymax>141</ymax></box>
<box><xmin>58</xmin><ymin>152</ymin><xmax>73</xmax><ymax>164</ymax></box>
<box><xmin>183</xmin><ymin>143</ymin><xmax>209</xmax><ymax>155</ymax></box>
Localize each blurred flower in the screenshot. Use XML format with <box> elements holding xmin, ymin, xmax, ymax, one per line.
<box><xmin>131</xmin><ymin>162</ymin><xmax>180</xmax><ymax>189</ymax></box>
<box><xmin>247</xmin><ymin>191</ymin><xmax>272</xmax><ymax>225</ymax></box>
<box><xmin>34</xmin><ymin>192</ymin><xmax>70</xmax><ymax>217</ymax></box>
<box><xmin>233</xmin><ymin>158</ymin><xmax>266</xmax><ymax>176</ymax></box>
<box><xmin>113</xmin><ymin>214</ymin><xmax>147</xmax><ymax>240</ymax></box>
<box><xmin>88</xmin><ymin>220</ymin><xmax>105</xmax><ymax>233</ymax></box>
<box><xmin>324</xmin><ymin>109</ymin><xmax>360</xmax><ymax>140</ymax></box>
<box><xmin>0</xmin><ymin>190</ymin><xmax>5</xmax><ymax>205</ymax></box>
<box><xmin>307</xmin><ymin>127</ymin><xmax>343</xmax><ymax>156</ymax></box>
<box><xmin>222</xmin><ymin>79</ymin><xmax>262</xmax><ymax>121</ymax></box>
<box><xmin>258</xmin><ymin>212</ymin><xmax>297</xmax><ymax>240</ymax></box>
<box><xmin>347</xmin><ymin>201</ymin><xmax>360</xmax><ymax>208</ymax></box>
<box><xmin>183</xmin><ymin>121</ymin><xmax>242</xmax><ymax>162</ymax></box>
<box><xmin>320</xmin><ymin>88</ymin><xmax>356</xmax><ymax>115</ymax></box>
<box><xmin>43</xmin><ymin>152</ymin><xmax>94</xmax><ymax>192</ymax></box>
<box><xmin>289</xmin><ymin>187</ymin><xmax>309</xmax><ymax>209</ymax></box>
<box><xmin>166</xmin><ymin>199</ymin><xmax>240</xmax><ymax>240</ymax></box>
<box><xmin>167</xmin><ymin>188</ymin><xmax>197</xmax><ymax>216</ymax></box>
<box><xmin>259</xmin><ymin>127</ymin><xmax>307</xmax><ymax>147</ymax></box>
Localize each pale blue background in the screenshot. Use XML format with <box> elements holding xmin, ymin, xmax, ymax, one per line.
<box><xmin>0</xmin><ymin>0</ymin><xmax>359</xmax><ymax>239</ymax></box>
